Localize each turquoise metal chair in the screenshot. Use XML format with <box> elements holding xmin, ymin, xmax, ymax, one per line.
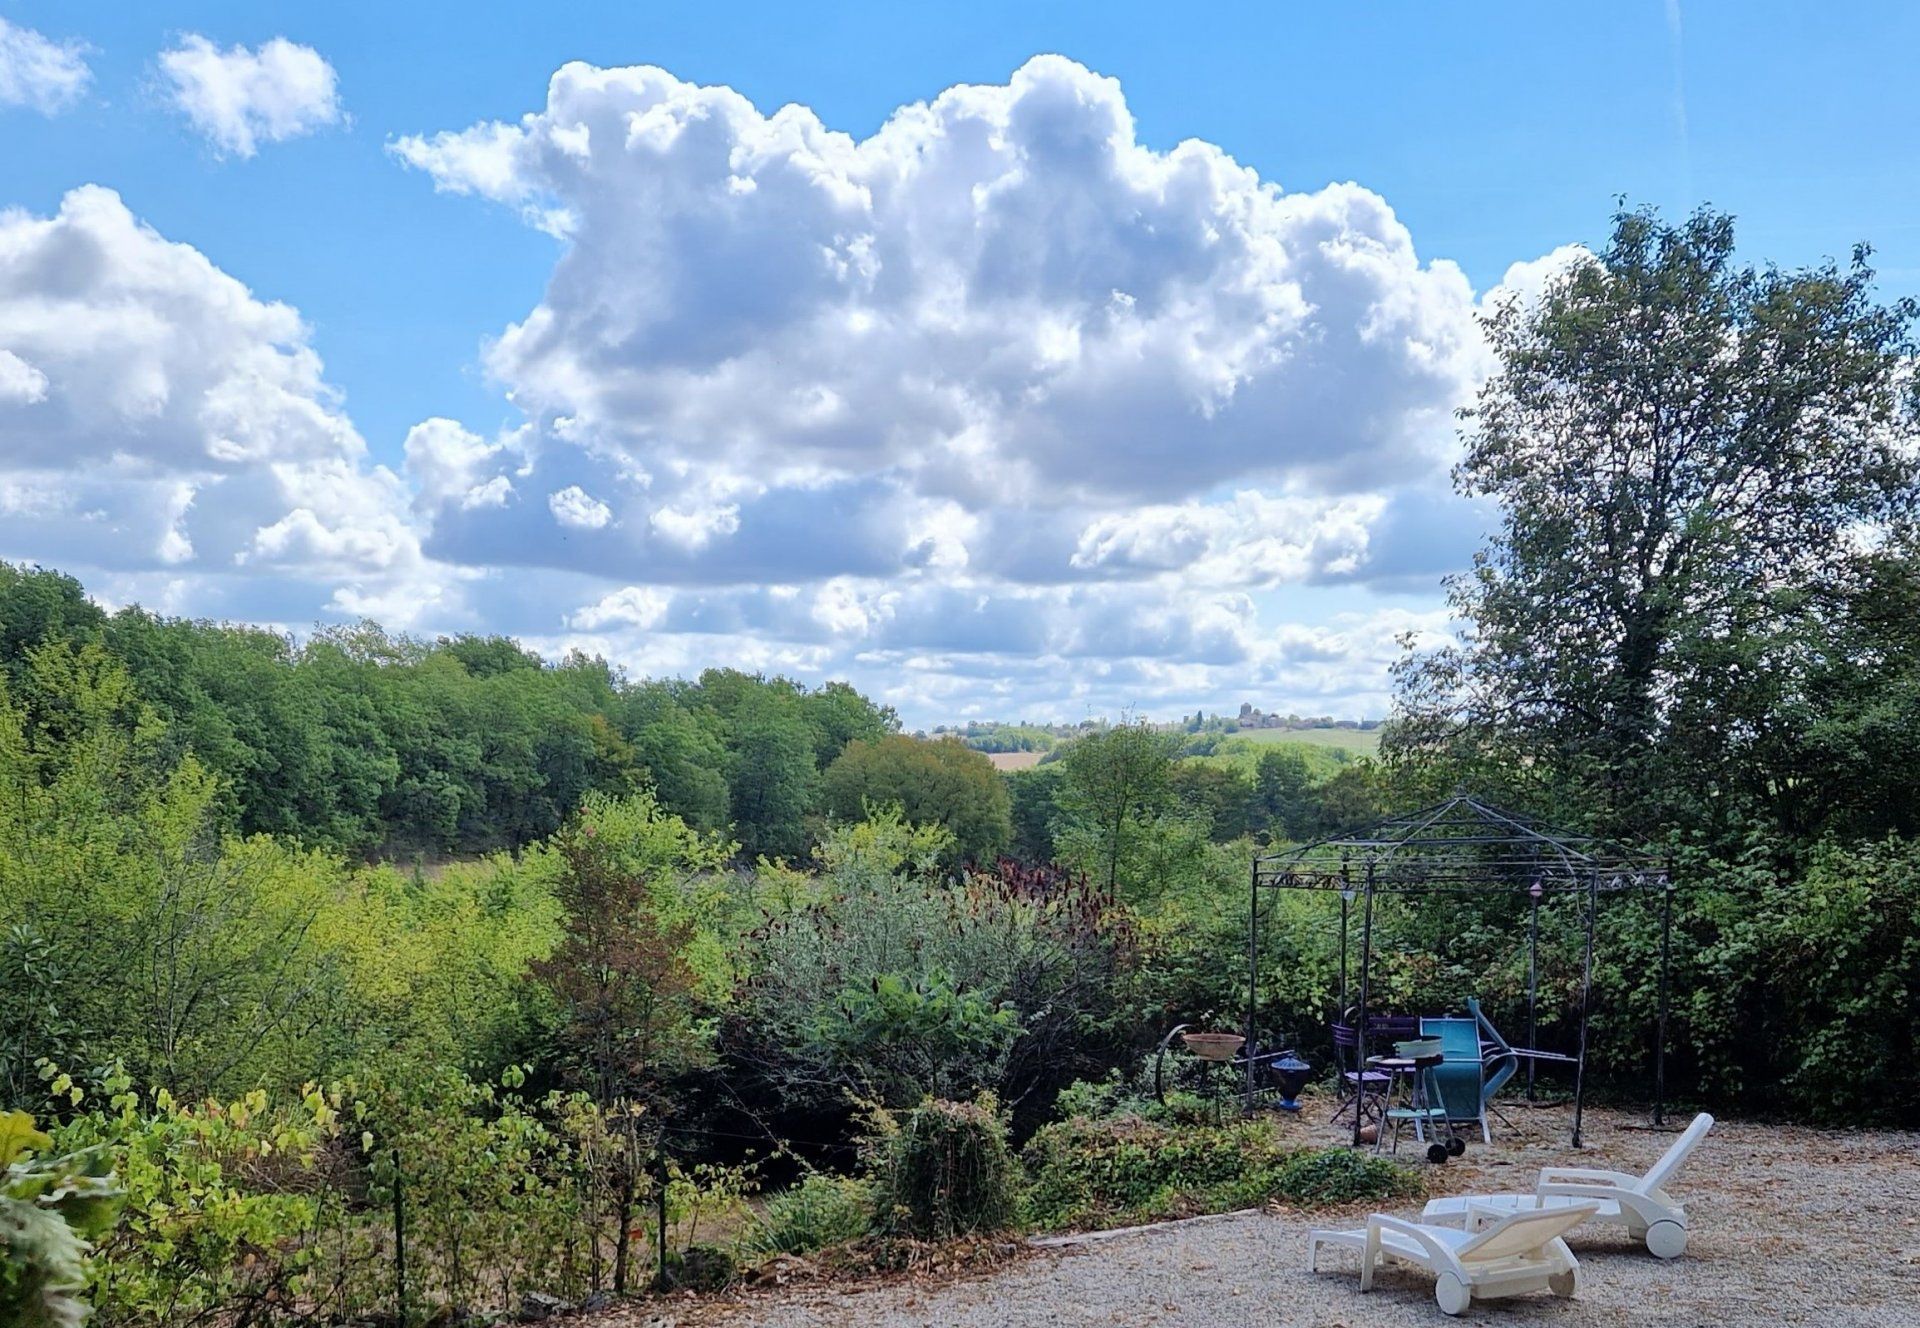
<box><xmin>1420</xmin><ymin>1006</ymin><xmax>1518</xmax><ymax>1142</ymax></box>
<box><xmin>1467</xmin><ymin>998</ymin><xmax>1521</xmax><ymax>1137</ymax></box>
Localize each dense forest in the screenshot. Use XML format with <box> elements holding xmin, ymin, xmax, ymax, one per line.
<box><xmin>0</xmin><ymin>571</ymin><xmax>909</xmax><ymax>861</ymax></box>
<box><xmin>0</xmin><ymin>562</ymin><xmax>1374</xmax><ymax>873</ymax></box>
<box><xmin>7</xmin><ymin>205</ymin><xmax>1920</xmax><ymax>1325</ymax></box>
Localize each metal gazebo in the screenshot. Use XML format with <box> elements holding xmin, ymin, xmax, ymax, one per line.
<box><xmin>1246</xmin><ymin>791</ymin><xmax>1674</xmax><ymax>1148</ymax></box>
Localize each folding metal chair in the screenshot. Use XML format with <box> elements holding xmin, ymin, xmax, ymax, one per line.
<box><xmin>1422</xmin><ymin>1009</ymin><xmax>1518</xmax><ymax>1143</ymax></box>
<box><xmin>1329</xmin><ymin>1022</ymin><xmax>1391</xmax><ymax>1126</ymax></box>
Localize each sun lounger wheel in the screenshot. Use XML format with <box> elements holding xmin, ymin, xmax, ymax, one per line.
<box><xmin>1549</xmin><ymin>1269</ymin><xmax>1577</xmax><ymax>1298</ymax></box>
<box><xmin>1435</xmin><ymin>1271</ymin><xmax>1471</xmax><ymax>1316</ymax></box>
<box><xmin>1645</xmin><ymin>1218</ymin><xmax>1687</xmax><ymax>1260</ymax></box>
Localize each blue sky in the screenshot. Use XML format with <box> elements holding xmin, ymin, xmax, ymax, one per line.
<box><xmin>3</xmin><ymin>3</ymin><xmax>1917</xmax><ymax>725</ymax></box>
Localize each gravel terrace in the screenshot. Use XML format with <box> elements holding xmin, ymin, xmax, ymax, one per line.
<box><xmin>622</xmin><ymin>1105</ymin><xmax>1920</xmax><ymax>1328</ymax></box>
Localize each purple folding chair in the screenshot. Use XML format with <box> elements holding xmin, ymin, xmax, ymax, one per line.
<box><xmin>1329</xmin><ymin>1023</ymin><xmax>1391</xmax><ymax>1125</ymax></box>
<box><xmin>1367</xmin><ymin>1014</ymin><xmax>1422</xmax><ymax>1043</ymax></box>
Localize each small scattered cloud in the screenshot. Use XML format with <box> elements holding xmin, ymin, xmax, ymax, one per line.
<box><xmin>0</xmin><ymin>16</ymin><xmax>91</xmax><ymax>114</ymax></box>
<box><xmin>403</xmin><ymin>417</ymin><xmax>522</xmax><ymax>513</ymax></box>
<box><xmin>650</xmin><ymin>503</ymin><xmax>740</xmax><ymax>552</ymax></box>
<box><xmin>0</xmin><ymin>350</ymin><xmax>50</xmax><ymax>404</ymax></box>
<box><xmin>567</xmin><ymin>585</ymin><xmax>670</xmax><ymax>631</ymax></box>
<box><xmin>548</xmin><ymin>485</ymin><xmax>612</xmax><ymax>530</ymax></box>
<box><xmin>158</xmin><ymin>34</ymin><xmax>342</xmax><ymax>157</ymax></box>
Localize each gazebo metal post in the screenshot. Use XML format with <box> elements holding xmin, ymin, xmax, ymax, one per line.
<box><xmin>1526</xmin><ymin>880</ymin><xmax>1541</xmax><ymax>1100</ymax></box>
<box><xmin>1245</xmin><ymin>858</ymin><xmax>1259</xmax><ymax>1113</ymax></box>
<box><xmin>1654</xmin><ymin>872</ymin><xmax>1673</xmax><ymax>1127</ymax></box>
<box><xmin>1351</xmin><ymin>858</ymin><xmax>1378</xmax><ymax>1149</ymax></box>
<box><xmin>1338</xmin><ymin>857</ymin><xmax>1351</xmax><ymax>1007</ymax></box>
<box><xmin>1571</xmin><ymin>867</ymin><xmax>1598</xmax><ymax>1148</ymax></box>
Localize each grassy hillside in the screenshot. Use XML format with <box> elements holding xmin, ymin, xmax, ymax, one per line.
<box><xmin>1197</xmin><ymin>736</ymin><xmax>1354</xmax><ymax>781</ymax></box>
<box><xmin>1222</xmin><ymin>725</ymin><xmax>1381</xmax><ymax>754</ymax></box>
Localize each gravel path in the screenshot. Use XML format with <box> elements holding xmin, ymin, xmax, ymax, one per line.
<box><xmin>639</xmin><ymin>1107</ymin><xmax>1920</xmax><ymax>1327</ymax></box>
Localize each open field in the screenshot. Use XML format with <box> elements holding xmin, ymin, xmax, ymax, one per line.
<box><xmin>622</xmin><ymin>1105</ymin><xmax>1920</xmax><ymax>1328</ymax></box>
<box><xmin>1228</xmin><ymin>725</ymin><xmax>1382</xmax><ymax>754</ymax></box>
<box><xmin>979</xmin><ymin>727</ymin><xmax>1381</xmax><ymax>771</ymax></box>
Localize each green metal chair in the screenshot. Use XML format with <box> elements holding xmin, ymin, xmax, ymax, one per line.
<box><xmin>1420</xmin><ymin>1009</ymin><xmax>1517</xmax><ymax>1143</ymax></box>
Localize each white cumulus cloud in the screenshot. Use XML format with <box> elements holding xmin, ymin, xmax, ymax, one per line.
<box><xmin>159</xmin><ymin>35</ymin><xmax>342</xmax><ymax>158</ymax></box>
<box><xmin>650</xmin><ymin>502</ymin><xmax>740</xmax><ymax>551</ymax></box>
<box><xmin>398</xmin><ymin>55</ymin><xmax>1485</xmax><ymax>517</ymax></box>
<box><xmin>0</xmin><ymin>186</ymin><xmax>449</xmax><ymax>626</ymax></box>
<box><xmin>378</xmin><ymin>54</ymin><xmax>1536</xmax><ymax>721</ymax></box>
<box><xmin>403</xmin><ymin>417</ymin><xmax>523</xmax><ymax>512</ymax></box>
<box><xmin>0</xmin><ymin>17</ymin><xmax>90</xmax><ymax>114</ymax></box>
<box><xmin>4</xmin><ymin>57</ymin><xmax>1547</xmax><ymax>725</ymax></box>
<box><xmin>568</xmin><ymin>585</ymin><xmax>670</xmax><ymax>630</ymax></box>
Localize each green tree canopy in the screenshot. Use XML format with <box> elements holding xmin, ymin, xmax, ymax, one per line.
<box><xmin>1394</xmin><ymin>205</ymin><xmax>1920</xmax><ymax>838</ymax></box>
<box><xmin>725</xmin><ymin>689</ymin><xmax>818</xmax><ymax>861</ymax></box>
<box><xmin>1053</xmin><ymin>722</ymin><xmax>1186</xmax><ymax>897</ymax></box>
<box><xmin>1167</xmin><ymin>760</ymin><xmax>1251</xmax><ymax>842</ymax></box>
<box><xmin>821</xmin><ymin>735</ymin><xmax>1012</xmax><ymax>864</ymax></box>
<box><xmin>0</xmin><ymin>565</ymin><xmax>906</xmax><ymax>862</ymax></box>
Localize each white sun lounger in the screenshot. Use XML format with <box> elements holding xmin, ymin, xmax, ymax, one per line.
<box><xmin>1421</xmin><ymin>1111</ymin><xmax>1714</xmax><ymax>1258</ymax></box>
<box><xmin>1308</xmin><ymin>1201</ymin><xmax>1597</xmax><ymax>1316</ymax></box>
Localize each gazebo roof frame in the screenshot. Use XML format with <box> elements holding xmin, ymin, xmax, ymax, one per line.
<box><xmin>1254</xmin><ymin>789</ymin><xmax>1667</xmax><ymax>887</ymax></box>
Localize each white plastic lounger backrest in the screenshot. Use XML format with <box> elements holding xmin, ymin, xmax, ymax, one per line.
<box><xmin>1638</xmin><ymin>1112</ymin><xmax>1714</xmax><ymax>1196</ymax></box>
<box><xmin>1456</xmin><ymin>1204</ymin><xmax>1597</xmax><ymax>1263</ymax></box>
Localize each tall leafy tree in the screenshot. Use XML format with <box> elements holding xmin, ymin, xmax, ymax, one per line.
<box><xmin>621</xmin><ymin>683</ymin><xmax>732</xmax><ymax>832</ymax></box>
<box><xmin>0</xmin><ymin>565</ymin><xmax>103</xmax><ymax>694</ymax></box>
<box><xmin>1250</xmin><ymin>746</ymin><xmax>1313</xmax><ymax>841</ymax></box>
<box><xmin>725</xmin><ymin>690</ymin><xmax>818</xmax><ymax>860</ymax></box>
<box><xmin>1053</xmin><ymin>722</ymin><xmax>1184</xmax><ymax>895</ymax></box>
<box><xmin>1006</xmin><ymin>763</ymin><xmax>1065</xmax><ymax>864</ymax></box>
<box><xmin>821</xmin><ymin>734</ymin><xmax>1012</xmax><ymax>864</ymax></box>
<box><xmin>1394</xmin><ymin>206</ymin><xmax>1920</xmax><ymax>837</ymax></box>
<box><xmin>531</xmin><ymin>793</ymin><xmax>726</xmax><ymax>1292</ymax></box>
<box><xmin>1167</xmin><ymin>760</ymin><xmax>1251</xmax><ymax>841</ymax></box>
<box><xmin>799</xmin><ymin>679</ymin><xmax>898</xmax><ymax>767</ymax></box>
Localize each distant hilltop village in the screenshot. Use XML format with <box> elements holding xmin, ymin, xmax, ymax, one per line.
<box><xmin>928</xmin><ymin>708</ymin><xmax>1383</xmax><ymax>753</ymax></box>
<box><xmin>1222</xmin><ymin>703</ymin><xmax>1382</xmax><ymax>733</ymax></box>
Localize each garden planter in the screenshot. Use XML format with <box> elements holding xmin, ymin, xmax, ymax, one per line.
<box><xmin>1181</xmin><ymin>1032</ymin><xmax>1245</xmax><ymax>1062</ymax></box>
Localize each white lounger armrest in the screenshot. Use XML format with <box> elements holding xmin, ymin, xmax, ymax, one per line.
<box><xmin>1464</xmin><ymin>1200</ymin><xmax>1519</xmax><ymax>1232</ymax></box>
<box><xmin>1362</xmin><ymin>1214</ymin><xmax>1467</xmax><ymax>1293</ymax></box>
<box><xmin>1538</xmin><ymin>1166</ymin><xmax>1639</xmax><ymax>1191</ymax></box>
<box><xmin>1366</xmin><ymin>1214</ymin><xmax>1456</xmax><ymax>1263</ymax></box>
<box><xmin>1533</xmin><ymin>1180</ymin><xmax>1674</xmax><ymax>1220</ymax></box>
<box><xmin>1538</xmin><ymin>1180</ymin><xmax>1649</xmax><ymax>1201</ymax></box>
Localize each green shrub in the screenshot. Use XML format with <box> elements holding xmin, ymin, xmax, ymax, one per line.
<box><xmin>656</xmin><ymin>1244</ymin><xmax>735</xmax><ymax>1292</ymax></box>
<box><xmin>869</xmin><ymin>1098</ymin><xmax>1020</xmax><ymax>1240</ymax></box>
<box><xmin>46</xmin><ymin>1073</ymin><xmax>346</xmax><ymax>1328</ymax></box>
<box><xmin>347</xmin><ymin>1064</ymin><xmax>603</xmax><ymax>1313</ymax></box>
<box><xmin>1019</xmin><ymin>1115</ymin><xmax>1414</xmax><ymax>1231</ymax></box>
<box><xmin>1</xmin><ymin>1111</ymin><xmax>122</xmax><ymax>1328</ymax></box>
<box><xmin>1050</xmin><ymin>1073</ymin><xmax>1214</xmax><ymax>1128</ymax></box>
<box><xmin>745</xmin><ymin>1173</ymin><xmax>871</xmax><ymax>1257</ymax></box>
<box><xmin>1678</xmin><ymin>837</ymin><xmax>1920</xmax><ymax>1122</ymax></box>
<box><xmin>731</xmin><ymin>818</ymin><xmax>1140</xmax><ymax>1130</ymax></box>
<box><xmin>1270</xmin><ymin>1148</ymin><xmax>1419</xmax><ymax>1207</ymax></box>
<box><xmin>1050</xmin><ymin>1072</ymin><xmax>1140</xmax><ymax>1122</ymax></box>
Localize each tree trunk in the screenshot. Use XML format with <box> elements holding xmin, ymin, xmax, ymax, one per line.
<box><xmin>612</xmin><ymin>1164</ymin><xmax>634</xmax><ymax>1294</ymax></box>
